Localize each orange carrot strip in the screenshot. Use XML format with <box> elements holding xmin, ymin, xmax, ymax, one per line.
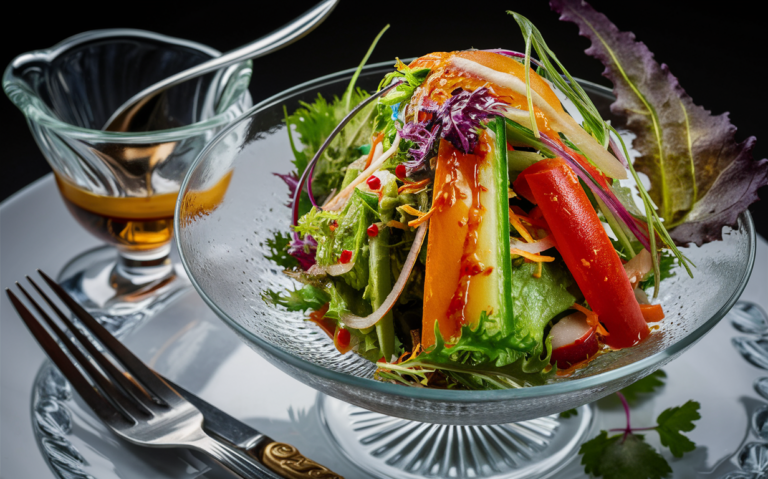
<box><xmin>364</xmin><ymin>131</ymin><xmax>386</xmax><ymax>169</ymax></box>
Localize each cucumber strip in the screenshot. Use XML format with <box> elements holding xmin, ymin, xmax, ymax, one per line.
<box><xmin>490</xmin><ymin>116</ymin><xmax>513</xmax><ymax>332</ymax></box>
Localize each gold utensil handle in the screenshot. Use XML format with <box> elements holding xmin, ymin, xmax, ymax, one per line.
<box><xmin>258</xmin><ymin>441</ymin><xmax>344</xmax><ymax>479</ymax></box>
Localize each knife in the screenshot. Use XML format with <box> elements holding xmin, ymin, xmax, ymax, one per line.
<box><xmin>163</xmin><ymin>377</ymin><xmax>343</xmax><ymax>479</ymax></box>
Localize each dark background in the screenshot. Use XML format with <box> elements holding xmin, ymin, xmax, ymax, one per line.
<box><xmin>2</xmin><ymin>0</ymin><xmax>766</xmax><ymax>239</ymax></box>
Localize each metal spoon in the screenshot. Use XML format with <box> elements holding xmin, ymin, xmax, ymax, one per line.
<box><xmin>103</xmin><ymin>0</ymin><xmax>338</xmax><ymax>132</ymax></box>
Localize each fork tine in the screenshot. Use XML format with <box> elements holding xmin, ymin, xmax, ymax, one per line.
<box><xmin>23</xmin><ymin>278</ymin><xmax>152</xmax><ymax>417</ymax></box>
<box><xmin>26</xmin><ymin>276</ymin><xmax>154</xmax><ymax>415</ymax></box>
<box><xmin>38</xmin><ymin>270</ymin><xmax>177</xmax><ymax>405</ymax></box>
<box><xmin>6</xmin><ymin>288</ymin><xmax>124</xmax><ymax>424</ymax></box>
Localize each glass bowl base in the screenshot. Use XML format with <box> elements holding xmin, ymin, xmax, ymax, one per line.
<box><xmin>318</xmin><ymin>395</ymin><xmax>595</xmax><ymax>479</ymax></box>
<box><xmin>57</xmin><ymin>244</ymin><xmax>192</xmax><ymax>336</ymax></box>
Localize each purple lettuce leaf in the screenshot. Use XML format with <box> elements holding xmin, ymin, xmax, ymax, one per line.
<box><xmin>288</xmin><ymin>233</ymin><xmax>317</xmax><ymax>270</ymax></box>
<box><xmin>274</xmin><ymin>172</ymin><xmax>299</xmax><ymax>202</ymax></box>
<box><xmin>551</xmin><ymin>0</ymin><xmax>768</xmax><ymax>246</ymax></box>
<box><xmin>437</xmin><ymin>87</ymin><xmax>509</xmax><ymax>154</ymax></box>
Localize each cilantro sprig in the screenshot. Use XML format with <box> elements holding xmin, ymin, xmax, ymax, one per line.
<box><xmin>580</xmin><ymin>387</ymin><xmax>701</xmax><ymax>479</ymax></box>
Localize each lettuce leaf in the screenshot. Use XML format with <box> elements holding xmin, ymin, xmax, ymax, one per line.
<box><xmin>509</xmin><ymin>261</ymin><xmax>576</xmax><ymax>345</ymax></box>
<box><xmin>285</xmin><ymin>89</ymin><xmax>376</xmax><ymax>199</ymax></box>
<box><xmin>264</xmin><ymin>285</ymin><xmax>329</xmax><ymax>312</ymax></box>
<box><xmin>551</xmin><ymin>0</ymin><xmax>768</xmax><ymax>246</ymax></box>
<box><xmin>376</xmin><ymin>313</ymin><xmax>556</xmax><ymax>389</ymax></box>
<box><xmin>332</xmin><ymin>194</ymin><xmax>373</xmax><ymax>290</ymax></box>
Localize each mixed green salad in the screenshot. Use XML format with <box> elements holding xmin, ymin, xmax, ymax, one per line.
<box><xmin>265</xmin><ymin>1</ymin><xmax>767</xmax><ymax>390</ymax></box>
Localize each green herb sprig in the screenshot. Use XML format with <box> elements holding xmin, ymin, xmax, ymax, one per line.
<box><xmin>580</xmin><ymin>369</ymin><xmax>700</xmax><ymax>479</ymax></box>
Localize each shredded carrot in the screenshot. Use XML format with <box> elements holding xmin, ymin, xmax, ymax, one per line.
<box><xmin>385</xmin><ymin>220</ymin><xmax>409</xmax><ymax>230</ymax></box>
<box><xmin>532</xmin><ymin>261</ymin><xmax>543</xmax><ymax>279</ymax></box>
<box><xmin>401</xmin><ymin>203</ymin><xmax>440</xmax><ymax>227</ymax></box>
<box><xmin>409</xmin><ymin>329</ymin><xmax>422</xmax><ymax>360</ymax></box>
<box><xmin>400</xmin><ymin>204</ymin><xmax>426</xmax><ymax>217</ymax></box>
<box><xmin>571</xmin><ymin>303</ymin><xmax>609</xmax><ymax>337</ymax></box>
<box><xmin>509</xmin><ymin>208</ymin><xmax>535</xmax><ymax>243</ymax></box>
<box><xmin>398</xmin><ymin>178</ymin><xmax>432</xmax><ymax>193</ymax></box>
<box><xmin>510</xmin><ymin>248</ymin><xmax>554</xmax><ymax>263</ymax></box>
<box><xmin>364</xmin><ymin>131</ymin><xmax>386</xmax><ymax>169</ymax></box>
<box><xmin>408</xmin><ymin>208</ymin><xmax>437</xmax><ymax>227</ymax></box>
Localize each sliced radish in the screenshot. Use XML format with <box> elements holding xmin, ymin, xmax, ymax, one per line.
<box><xmin>341</xmin><ymin>222</ymin><xmax>428</xmax><ymax>329</ymax></box>
<box><xmin>549</xmin><ymin>311</ymin><xmax>599</xmax><ymax>367</ymax></box>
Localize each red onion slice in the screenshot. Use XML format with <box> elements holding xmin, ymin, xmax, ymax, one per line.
<box><xmin>340</xmin><ymin>222</ymin><xmax>428</xmax><ymax>329</ymax></box>
<box><xmin>510</xmin><ymin>235</ymin><xmax>556</xmax><ymax>254</ymax></box>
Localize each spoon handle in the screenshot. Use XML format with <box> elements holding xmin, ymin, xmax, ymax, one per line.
<box><xmin>103</xmin><ymin>0</ymin><xmax>338</xmax><ymax>131</ymax></box>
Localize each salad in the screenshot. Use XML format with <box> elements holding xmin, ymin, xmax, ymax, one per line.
<box><xmin>266</xmin><ymin>2</ymin><xmax>767</xmax><ymax>390</ymax></box>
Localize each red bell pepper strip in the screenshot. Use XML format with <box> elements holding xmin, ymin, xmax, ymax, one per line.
<box><xmin>514</xmin><ymin>158</ymin><xmax>649</xmax><ymax>349</ymax></box>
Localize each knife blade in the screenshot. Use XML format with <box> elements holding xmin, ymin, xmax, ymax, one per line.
<box><xmin>162</xmin><ymin>376</ymin><xmax>271</xmax><ymax>452</ymax></box>
<box><xmin>162</xmin><ymin>377</ymin><xmax>345</xmax><ymax>479</ymax></box>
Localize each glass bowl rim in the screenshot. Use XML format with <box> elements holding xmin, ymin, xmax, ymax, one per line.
<box><xmin>2</xmin><ymin>28</ymin><xmax>252</xmax><ymax>143</ymax></box>
<box><xmin>176</xmin><ymin>60</ymin><xmax>757</xmax><ymax>402</ymax></box>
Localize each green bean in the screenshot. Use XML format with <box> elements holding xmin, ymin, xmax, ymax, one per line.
<box><xmin>369</xmin><ymin>224</ymin><xmax>394</xmax><ymax>360</ymax></box>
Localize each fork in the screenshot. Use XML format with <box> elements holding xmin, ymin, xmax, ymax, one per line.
<box><xmin>6</xmin><ymin>271</ymin><xmax>328</xmax><ymax>479</ymax></box>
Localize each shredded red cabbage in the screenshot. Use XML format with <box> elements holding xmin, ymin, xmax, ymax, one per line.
<box><xmin>438</xmin><ymin>87</ymin><xmax>509</xmax><ymax>154</ymax></box>
<box><xmin>398</xmin><ymin>121</ymin><xmax>439</xmax><ymax>173</ymax></box>
<box><xmin>396</xmin><ymin>87</ymin><xmax>508</xmax><ymax>175</ymax></box>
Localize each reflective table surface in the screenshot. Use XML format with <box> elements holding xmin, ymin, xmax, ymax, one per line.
<box><xmin>1</xmin><ymin>174</ymin><xmax>767</xmax><ymax>478</ymax></box>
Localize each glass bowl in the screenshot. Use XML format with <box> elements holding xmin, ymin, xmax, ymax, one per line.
<box><xmin>175</xmin><ymin>62</ymin><xmax>756</xmax><ymax>426</ymax></box>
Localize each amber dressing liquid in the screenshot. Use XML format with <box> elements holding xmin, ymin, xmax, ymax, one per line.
<box><xmin>55</xmin><ymin>172</ymin><xmax>232</xmax><ymax>251</ymax></box>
